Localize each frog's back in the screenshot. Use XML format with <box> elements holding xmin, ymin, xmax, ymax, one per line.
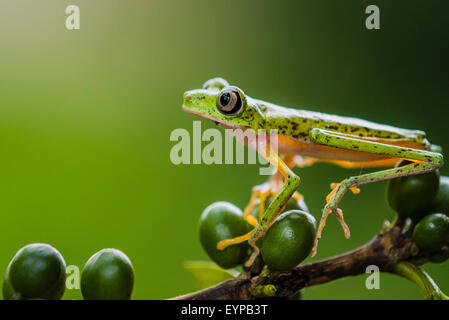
<box><xmin>256</xmin><ymin>100</ymin><xmax>428</xmax><ymax>146</ymax></box>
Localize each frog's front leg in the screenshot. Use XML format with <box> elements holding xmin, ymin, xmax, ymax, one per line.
<box><xmin>216</xmin><ymin>156</ymin><xmax>290</xmax><ymax>250</ymax></box>
<box><xmin>226</xmin><ymin>154</ymin><xmax>301</xmax><ymax>227</ymax></box>
<box><xmin>250</xmin><ymin>155</ymin><xmax>303</xmax><ymax>220</ymax></box>
<box><xmin>309</xmin><ymin>128</ymin><xmax>444</xmax><ymax>257</ymax></box>
<box><xmin>244</xmin><ymin>148</ymin><xmax>301</xmax><ymax>267</ymax></box>
<box><xmin>216</xmin><ymin>153</ymin><xmax>302</xmax><ymax>260</ymax></box>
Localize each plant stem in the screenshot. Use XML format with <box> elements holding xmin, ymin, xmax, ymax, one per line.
<box><xmin>388</xmin><ymin>262</ymin><xmax>447</xmax><ymax>300</ymax></box>
<box><xmin>173</xmin><ymin>223</ymin><xmax>415</xmax><ymax>300</ymax></box>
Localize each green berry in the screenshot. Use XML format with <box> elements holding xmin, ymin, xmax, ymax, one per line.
<box><xmin>198</xmin><ymin>202</ymin><xmax>251</xmax><ymax>269</ymax></box>
<box><xmin>6</xmin><ymin>243</ymin><xmax>66</xmax><ymax>300</ymax></box>
<box><xmin>413</xmin><ymin>213</ymin><xmax>449</xmax><ymax>253</ymax></box>
<box><xmin>81</xmin><ymin>249</ymin><xmax>134</xmax><ymax>300</ymax></box>
<box><xmin>260</xmin><ymin>210</ymin><xmax>316</xmax><ymax>271</ymax></box>
<box><xmin>2</xmin><ymin>263</ymin><xmax>15</xmax><ymax>300</ymax></box>
<box><xmin>432</xmin><ymin>176</ymin><xmax>449</xmax><ymax>215</ymax></box>
<box><xmin>387</xmin><ymin>163</ymin><xmax>440</xmax><ymax>220</ymax></box>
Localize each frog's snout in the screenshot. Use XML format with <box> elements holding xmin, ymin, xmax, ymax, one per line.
<box><xmin>183</xmin><ymin>90</ymin><xmax>208</xmax><ymax>105</ymax></box>
<box><xmin>184</xmin><ymin>93</ymin><xmax>193</xmax><ymax>102</ymax></box>
<box><xmin>183</xmin><ymin>89</ymin><xmax>219</xmax><ymax>117</ymax></box>
<box><xmin>182</xmin><ymin>91</ymin><xmax>194</xmax><ymax>107</ymax></box>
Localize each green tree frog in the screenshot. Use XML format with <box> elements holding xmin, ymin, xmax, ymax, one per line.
<box><xmin>182</xmin><ymin>77</ymin><xmax>444</xmax><ymax>266</ymax></box>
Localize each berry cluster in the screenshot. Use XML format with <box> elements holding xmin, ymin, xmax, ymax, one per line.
<box><xmin>3</xmin><ymin>244</ymin><xmax>134</xmax><ymax>300</ymax></box>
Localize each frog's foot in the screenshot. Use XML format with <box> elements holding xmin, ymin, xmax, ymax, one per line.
<box><xmin>245</xmin><ymin>238</ymin><xmax>261</xmax><ymax>268</ymax></box>
<box><xmin>217</xmin><ymin>229</ymin><xmax>254</xmax><ymax>250</ymax></box>
<box><xmin>216</xmin><ymin>188</ymin><xmax>260</xmax><ymax>251</ymax></box>
<box><xmin>215</xmin><ymin>185</ymin><xmax>276</xmax><ymax>252</ymax></box>
<box><xmin>310</xmin><ymin>181</ymin><xmax>360</xmax><ymax>257</ymax></box>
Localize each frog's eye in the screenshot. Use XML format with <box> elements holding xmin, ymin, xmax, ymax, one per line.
<box><xmin>216</xmin><ymin>88</ymin><xmax>245</xmax><ymax>116</ymax></box>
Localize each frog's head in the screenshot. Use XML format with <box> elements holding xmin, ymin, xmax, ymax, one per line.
<box><xmin>182</xmin><ymin>78</ymin><xmax>264</xmax><ymax>130</ymax></box>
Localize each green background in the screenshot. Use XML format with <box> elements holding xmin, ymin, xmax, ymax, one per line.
<box><xmin>0</xmin><ymin>0</ymin><xmax>448</xmax><ymax>299</ymax></box>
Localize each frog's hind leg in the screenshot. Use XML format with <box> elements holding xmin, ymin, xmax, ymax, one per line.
<box><xmin>309</xmin><ymin>128</ymin><xmax>444</xmax><ymax>257</ymax></box>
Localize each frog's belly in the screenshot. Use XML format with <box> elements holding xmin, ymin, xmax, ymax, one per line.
<box><xmin>277</xmin><ymin>135</ymin><xmax>423</xmax><ymax>162</ymax></box>
<box><xmin>228</xmin><ymin>127</ymin><xmax>422</xmax><ymax>163</ymax></box>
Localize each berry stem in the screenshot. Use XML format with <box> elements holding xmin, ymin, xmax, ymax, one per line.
<box><xmin>388</xmin><ymin>262</ymin><xmax>446</xmax><ymax>300</ymax></box>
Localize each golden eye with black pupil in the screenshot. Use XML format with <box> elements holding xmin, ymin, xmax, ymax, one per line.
<box><xmin>216</xmin><ymin>89</ymin><xmax>243</xmax><ymax>116</ymax></box>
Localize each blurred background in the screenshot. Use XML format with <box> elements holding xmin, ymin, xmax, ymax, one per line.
<box><xmin>0</xmin><ymin>0</ymin><xmax>448</xmax><ymax>299</ymax></box>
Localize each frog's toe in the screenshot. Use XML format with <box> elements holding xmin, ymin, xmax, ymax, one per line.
<box><xmin>311</xmin><ymin>206</ymin><xmax>333</xmax><ymax>257</ymax></box>
<box><xmin>333</xmin><ymin>207</ymin><xmax>351</xmax><ymax>239</ymax></box>
<box><xmin>313</xmin><ymin>199</ymin><xmax>351</xmax><ymax>256</ymax></box>
<box><xmin>216</xmin><ymin>229</ymin><xmax>254</xmax><ymax>250</ymax></box>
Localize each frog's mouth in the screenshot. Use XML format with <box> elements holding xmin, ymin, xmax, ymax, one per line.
<box><xmin>182</xmin><ymin>106</ymin><xmax>250</xmax><ymax>130</ymax></box>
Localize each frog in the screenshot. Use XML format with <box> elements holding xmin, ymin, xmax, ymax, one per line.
<box><xmin>182</xmin><ymin>77</ymin><xmax>444</xmax><ymax>267</ymax></box>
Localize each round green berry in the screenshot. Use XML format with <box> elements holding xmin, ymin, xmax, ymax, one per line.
<box><xmin>260</xmin><ymin>210</ymin><xmax>316</xmax><ymax>271</ymax></box>
<box><xmin>81</xmin><ymin>249</ymin><xmax>134</xmax><ymax>300</ymax></box>
<box><xmin>413</xmin><ymin>213</ymin><xmax>449</xmax><ymax>253</ymax></box>
<box><xmin>2</xmin><ymin>264</ymin><xmax>15</xmax><ymax>300</ymax></box>
<box><xmin>198</xmin><ymin>202</ymin><xmax>251</xmax><ymax>269</ymax></box>
<box><xmin>6</xmin><ymin>243</ymin><xmax>66</xmax><ymax>300</ymax></box>
<box><xmin>387</xmin><ymin>163</ymin><xmax>440</xmax><ymax>220</ymax></box>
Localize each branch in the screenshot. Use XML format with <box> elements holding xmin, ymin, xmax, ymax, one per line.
<box><xmin>174</xmin><ymin>222</ymin><xmax>414</xmax><ymax>300</ymax></box>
